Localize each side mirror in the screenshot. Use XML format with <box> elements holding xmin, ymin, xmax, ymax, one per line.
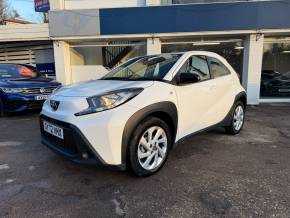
<box><xmin>177</xmin><ymin>72</ymin><xmax>200</xmax><ymax>85</ymax></box>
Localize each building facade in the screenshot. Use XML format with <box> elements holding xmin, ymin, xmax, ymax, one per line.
<box><xmin>0</xmin><ymin>23</ymin><xmax>55</xmax><ymax>77</ymax></box>
<box><xmin>48</xmin><ymin>0</ymin><xmax>290</xmax><ymax>105</ymax></box>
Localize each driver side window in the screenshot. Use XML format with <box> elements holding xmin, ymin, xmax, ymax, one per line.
<box><xmin>178</xmin><ymin>55</ymin><xmax>210</xmax><ymax>82</ymax></box>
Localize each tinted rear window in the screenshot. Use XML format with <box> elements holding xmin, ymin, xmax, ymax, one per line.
<box><xmin>0</xmin><ymin>64</ymin><xmax>39</xmax><ymax>79</ymax></box>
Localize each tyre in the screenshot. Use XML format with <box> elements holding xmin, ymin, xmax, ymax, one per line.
<box><xmin>0</xmin><ymin>98</ymin><xmax>6</xmax><ymax>117</ymax></box>
<box><xmin>128</xmin><ymin>117</ymin><xmax>172</xmax><ymax>177</ymax></box>
<box><xmin>225</xmin><ymin>101</ymin><xmax>245</xmax><ymax>135</ymax></box>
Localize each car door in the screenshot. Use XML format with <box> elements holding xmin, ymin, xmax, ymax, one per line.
<box><xmin>207</xmin><ymin>56</ymin><xmax>237</xmax><ymax>124</ymax></box>
<box><xmin>174</xmin><ymin>55</ymin><xmax>217</xmax><ymax>139</ymax></box>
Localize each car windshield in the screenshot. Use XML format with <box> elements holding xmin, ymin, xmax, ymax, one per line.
<box><xmin>101</xmin><ymin>54</ymin><xmax>182</xmax><ymax>81</ymax></box>
<box><xmin>0</xmin><ymin>64</ymin><xmax>43</xmax><ymax>79</ymax></box>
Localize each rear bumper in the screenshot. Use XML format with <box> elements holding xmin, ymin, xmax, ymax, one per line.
<box><xmin>40</xmin><ymin>115</ymin><xmax>126</xmax><ymax>170</ymax></box>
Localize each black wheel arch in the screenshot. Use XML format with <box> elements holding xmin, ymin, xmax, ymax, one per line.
<box><xmin>121</xmin><ymin>101</ymin><xmax>178</xmax><ymax>167</ymax></box>
<box><xmin>221</xmin><ymin>91</ymin><xmax>247</xmax><ymax>127</ymax></box>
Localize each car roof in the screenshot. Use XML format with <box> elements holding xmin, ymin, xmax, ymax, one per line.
<box><xmin>153</xmin><ymin>51</ymin><xmax>225</xmax><ymax>58</ymax></box>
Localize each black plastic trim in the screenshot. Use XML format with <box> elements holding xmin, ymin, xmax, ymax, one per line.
<box><xmin>121</xmin><ymin>101</ymin><xmax>178</xmax><ymax>166</ymax></box>
<box><xmin>40</xmin><ymin>115</ymin><xmax>126</xmax><ymax>171</ymax></box>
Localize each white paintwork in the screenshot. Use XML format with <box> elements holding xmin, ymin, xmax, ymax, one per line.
<box><xmin>147</xmin><ymin>38</ymin><xmax>162</xmax><ymax>55</ymax></box>
<box><xmin>71</xmin><ymin>65</ymin><xmax>108</xmax><ymax>83</ymax></box>
<box><xmin>41</xmin><ymin>51</ymin><xmax>245</xmax><ymax>165</ymax></box>
<box><xmin>242</xmin><ymin>34</ymin><xmax>264</xmax><ymax>105</ymax></box>
<box><xmin>0</xmin><ymin>24</ymin><xmax>49</xmax><ymax>42</ymax></box>
<box><xmin>50</xmin><ymin>29</ymin><xmax>290</xmax><ymax>42</ymax></box>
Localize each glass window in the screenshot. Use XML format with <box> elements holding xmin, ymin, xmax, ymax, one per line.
<box><xmin>0</xmin><ymin>64</ymin><xmax>41</xmax><ymax>79</ymax></box>
<box><xmin>208</xmin><ymin>57</ymin><xmax>230</xmax><ymax>78</ymax></box>
<box><xmin>70</xmin><ymin>41</ymin><xmax>147</xmax><ymax>69</ymax></box>
<box><xmin>162</xmin><ymin>39</ymin><xmax>243</xmax><ymax>77</ymax></box>
<box><xmin>261</xmin><ymin>42</ymin><xmax>290</xmax><ymax>98</ymax></box>
<box><xmin>102</xmin><ymin>54</ymin><xmax>182</xmax><ymax>80</ymax></box>
<box><xmin>178</xmin><ymin>55</ymin><xmax>210</xmax><ymax>81</ymax></box>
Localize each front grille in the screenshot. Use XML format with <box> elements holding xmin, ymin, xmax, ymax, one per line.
<box><xmin>8</xmin><ymin>100</ymin><xmax>44</xmax><ymax>110</ymax></box>
<box><xmin>21</xmin><ymin>87</ymin><xmax>57</xmax><ymax>95</ymax></box>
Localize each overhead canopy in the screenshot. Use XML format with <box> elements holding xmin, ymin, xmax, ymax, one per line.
<box><xmin>49</xmin><ymin>1</ymin><xmax>290</xmax><ymax>38</ymax></box>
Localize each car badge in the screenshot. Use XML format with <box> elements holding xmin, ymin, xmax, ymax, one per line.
<box><xmin>50</xmin><ymin>100</ymin><xmax>60</xmax><ymax>111</ymax></box>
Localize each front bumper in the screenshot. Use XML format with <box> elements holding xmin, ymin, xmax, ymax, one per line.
<box><xmin>40</xmin><ymin>115</ymin><xmax>126</xmax><ymax>170</ymax></box>
<box><xmin>1</xmin><ymin>93</ymin><xmax>46</xmax><ymax>113</ymax></box>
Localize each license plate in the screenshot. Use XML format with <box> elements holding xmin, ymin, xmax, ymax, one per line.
<box><xmin>35</xmin><ymin>95</ymin><xmax>48</xmax><ymax>101</ymax></box>
<box><xmin>43</xmin><ymin>120</ymin><xmax>64</xmax><ymax>139</ymax></box>
<box><xmin>278</xmin><ymin>89</ymin><xmax>290</xmax><ymax>93</ymax></box>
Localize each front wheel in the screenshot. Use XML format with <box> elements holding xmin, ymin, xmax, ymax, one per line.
<box><xmin>128</xmin><ymin>117</ymin><xmax>172</xmax><ymax>177</ymax></box>
<box><xmin>0</xmin><ymin>98</ymin><xmax>6</xmax><ymax>117</ymax></box>
<box><xmin>225</xmin><ymin>101</ymin><xmax>245</xmax><ymax>135</ymax></box>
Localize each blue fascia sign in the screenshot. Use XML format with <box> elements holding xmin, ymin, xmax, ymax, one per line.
<box><xmin>35</xmin><ymin>0</ymin><xmax>50</xmax><ymax>12</ymax></box>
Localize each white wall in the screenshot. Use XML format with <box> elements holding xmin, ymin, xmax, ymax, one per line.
<box><xmin>0</xmin><ymin>24</ymin><xmax>49</xmax><ymax>42</ymax></box>
<box><xmin>147</xmin><ymin>38</ymin><xmax>161</xmax><ymax>55</ymax></box>
<box><xmin>71</xmin><ymin>65</ymin><xmax>108</xmax><ymax>83</ymax></box>
<box><xmin>70</xmin><ymin>48</ymin><xmax>85</xmax><ymax>65</ymax></box>
<box><xmin>53</xmin><ymin>41</ymin><xmax>72</xmax><ymax>85</ymax></box>
<box><xmin>64</xmin><ymin>0</ymin><xmax>145</xmax><ymax>10</ymax></box>
<box><xmin>242</xmin><ymin>34</ymin><xmax>264</xmax><ymax>105</ymax></box>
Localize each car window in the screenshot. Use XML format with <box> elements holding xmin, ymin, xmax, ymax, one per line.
<box><xmin>0</xmin><ymin>64</ymin><xmax>40</xmax><ymax>79</ymax></box>
<box><xmin>103</xmin><ymin>54</ymin><xmax>182</xmax><ymax>80</ymax></box>
<box><xmin>178</xmin><ymin>55</ymin><xmax>210</xmax><ymax>82</ymax></box>
<box><xmin>208</xmin><ymin>57</ymin><xmax>231</xmax><ymax>78</ymax></box>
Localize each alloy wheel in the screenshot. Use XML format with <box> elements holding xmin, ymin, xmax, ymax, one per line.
<box><xmin>233</xmin><ymin>105</ymin><xmax>244</xmax><ymax>131</ymax></box>
<box><xmin>137</xmin><ymin>126</ymin><xmax>168</xmax><ymax>171</ymax></box>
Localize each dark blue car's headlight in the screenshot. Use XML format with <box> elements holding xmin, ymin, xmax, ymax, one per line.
<box><xmin>0</xmin><ymin>87</ymin><xmax>24</xmax><ymax>94</ymax></box>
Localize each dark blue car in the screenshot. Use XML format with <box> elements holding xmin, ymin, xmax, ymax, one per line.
<box><xmin>0</xmin><ymin>64</ymin><xmax>61</xmax><ymax>116</ymax></box>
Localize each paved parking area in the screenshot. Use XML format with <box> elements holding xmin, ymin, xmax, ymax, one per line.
<box><xmin>0</xmin><ymin>105</ymin><xmax>290</xmax><ymax>217</ymax></box>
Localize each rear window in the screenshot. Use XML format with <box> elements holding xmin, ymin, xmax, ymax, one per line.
<box><xmin>0</xmin><ymin>64</ymin><xmax>40</xmax><ymax>79</ymax></box>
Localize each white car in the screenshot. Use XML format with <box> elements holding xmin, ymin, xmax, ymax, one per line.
<box><xmin>40</xmin><ymin>51</ymin><xmax>246</xmax><ymax>176</ymax></box>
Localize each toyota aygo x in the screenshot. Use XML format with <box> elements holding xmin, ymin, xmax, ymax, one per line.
<box><xmin>40</xmin><ymin>51</ymin><xmax>246</xmax><ymax>176</ymax></box>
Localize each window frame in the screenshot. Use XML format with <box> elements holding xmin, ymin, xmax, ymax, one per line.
<box><xmin>174</xmin><ymin>55</ymin><xmax>213</xmax><ymax>85</ymax></box>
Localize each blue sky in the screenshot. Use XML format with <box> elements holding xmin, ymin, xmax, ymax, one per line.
<box><xmin>11</xmin><ymin>0</ymin><xmax>41</xmax><ymax>23</ymax></box>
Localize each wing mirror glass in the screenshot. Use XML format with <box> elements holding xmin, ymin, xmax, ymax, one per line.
<box><xmin>176</xmin><ymin>72</ymin><xmax>200</xmax><ymax>85</ymax></box>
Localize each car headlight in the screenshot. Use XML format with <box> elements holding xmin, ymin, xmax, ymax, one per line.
<box><xmin>75</xmin><ymin>88</ymin><xmax>144</xmax><ymax>116</ymax></box>
<box><xmin>0</xmin><ymin>87</ymin><xmax>24</xmax><ymax>94</ymax></box>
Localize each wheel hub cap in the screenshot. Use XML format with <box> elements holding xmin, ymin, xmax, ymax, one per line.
<box><xmin>233</xmin><ymin>105</ymin><xmax>244</xmax><ymax>131</ymax></box>
<box><xmin>137</xmin><ymin>126</ymin><xmax>168</xmax><ymax>171</ymax></box>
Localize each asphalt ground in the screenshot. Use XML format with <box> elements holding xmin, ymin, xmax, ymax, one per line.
<box><xmin>0</xmin><ymin>105</ymin><xmax>290</xmax><ymax>217</ymax></box>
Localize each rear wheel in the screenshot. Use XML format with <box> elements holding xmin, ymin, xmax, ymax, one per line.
<box><xmin>225</xmin><ymin>101</ymin><xmax>245</xmax><ymax>135</ymax></box>
<box><xmin>128</xmin><ymin>117</ymin><xmax>172</xmax><ymax>177</ymax></box>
